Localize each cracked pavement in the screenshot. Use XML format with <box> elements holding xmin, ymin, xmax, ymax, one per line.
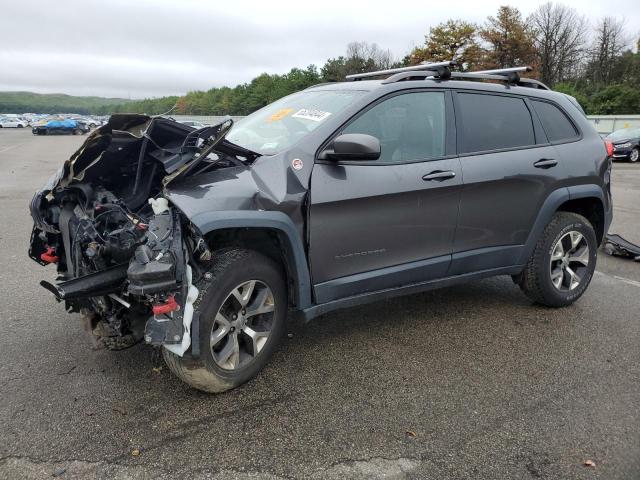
<box><xmin>0</xmin><ymin>129</ymin><xmax>638</xmax><ymax>479</ymax></box>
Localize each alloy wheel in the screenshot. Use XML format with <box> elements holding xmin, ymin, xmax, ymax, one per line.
<box><xmin>549</xmin><ymin>231</ymin><xmax>590</xmax><ymax>291</ymax></box>
<box><xmin>630</xmin><ymin>149</ymin><xmax>639</xmax><ymax>163</ymax></box>
<box><xmin>210</xmin><ymin>280</ymin><xmax>276</xmax><ymax>370</ymax></box>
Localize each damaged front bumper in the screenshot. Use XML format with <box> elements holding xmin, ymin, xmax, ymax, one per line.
<box><xmin>28</xmin><ymin>114</ymin><xmax>228</xmax><ymax>354</ymax></box>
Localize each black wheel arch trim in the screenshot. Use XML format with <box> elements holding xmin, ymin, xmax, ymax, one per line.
<box><xmin>518</xmin><ymin>184</ymin><xmax>608</xmax><ymax>265</ymax></box>
<box><xmin>188</xmin><ymin>210</ymin><xmax>312</xmax><ymax>310</ymax></box>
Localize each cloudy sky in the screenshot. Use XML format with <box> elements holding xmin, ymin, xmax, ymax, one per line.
<box><xmin>1</xmin><ymin>0</ymin><xmax>638</xmax><ymax>99</ymax></box>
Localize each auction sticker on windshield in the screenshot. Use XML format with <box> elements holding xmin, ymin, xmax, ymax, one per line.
<box><xmin>292</xmin><ymin>109</ymin><xmax>332</xmax><ymax>122</ymax></box>
<box><xmin>267</xmin><ymin>108</ymin><xmax>294</xmax><ymax>123</ymax></box>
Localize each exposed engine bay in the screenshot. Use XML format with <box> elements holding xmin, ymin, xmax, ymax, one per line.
<box><xmin>28</xmin><ymin>114</ymin><xmax>258</xmax><ymax>352</ymax></box>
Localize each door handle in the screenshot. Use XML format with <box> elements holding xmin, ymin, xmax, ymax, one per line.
<box><xmin>422</xmin><ymin>170</ymin><xmax>456</xmax><ymax>181</ymax></box>
<box><xmin>533</xmin><ymin>158</ymin><xmax>558</xmax><ymax>169</ymax></box>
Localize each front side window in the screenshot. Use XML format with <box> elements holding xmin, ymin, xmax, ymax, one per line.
<box><xmin>342</xmin><ymin>91</ymin><xmax>446</xmax><ymax>163</ymax></box>
<box><xmin>531</xmin><ymin>100</ymin><xmax>579</xmax><ymax>142</ymax></box>
<box><xmin>458</xmin><ymin>93</ymin><xmax>535</xmax><ymax>153</ymax></box>
<box><xmin>227</xmin><ymin>89</ymin><xmax>366</xmax><ymax>155</ymax></box>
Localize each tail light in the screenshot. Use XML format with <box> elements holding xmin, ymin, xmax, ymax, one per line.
<box><xmin>604</xmin><ymin>140</ymin><xmax>614</xmax><ymax>157</ymax></box>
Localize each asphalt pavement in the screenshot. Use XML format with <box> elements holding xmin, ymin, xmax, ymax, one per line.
<box><xmin>0</xmin><ymin>128</ymin><xmax>638</xmax><ymax>479</ymax></box>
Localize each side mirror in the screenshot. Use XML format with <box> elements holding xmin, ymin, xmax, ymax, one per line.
<box><xmin>322</xmin><ymin>133</ymin><xmax>381</xmax><ymax>161</ymax></box>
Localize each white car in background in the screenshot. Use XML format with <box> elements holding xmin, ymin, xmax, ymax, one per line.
<box><xmin>0</xmin><ymin>118</ymin><xmax>28</xmax><ymax>128</ymax></box>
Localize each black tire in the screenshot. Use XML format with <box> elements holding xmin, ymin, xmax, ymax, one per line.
<box><xmin>630</xmin><ymin>147</ymin><xmax>639</xmax><ymax>163</ymax></box>
<box><xmin>163</xmin><ymin>248</ymin><xmax>287</xmax><ymax>393</ymax></box>
<box><xmin>518</xmin><ymin>212</ymin><xmax>597</xmax><ymax>307</ymax></box>
<box><xmin>17</xmin><ymin>124</ymin><xmax>23</xmax><ymax>128</ymax></box>
<box><xmin>73</xmin><ymin>129</ymin><xmax>82</xmax><ymax>135</ymax></box>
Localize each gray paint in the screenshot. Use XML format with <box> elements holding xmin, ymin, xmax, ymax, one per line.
<box><xmin>161</xmin><ymin>78</ymin><xmax>611</xmax><ymax>319</ymax></box>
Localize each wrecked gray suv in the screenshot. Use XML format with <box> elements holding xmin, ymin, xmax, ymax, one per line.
<box><xmin>29</xmin><ymin>62</ymin><xmax>612</xmax><ymax>392</ymax></box>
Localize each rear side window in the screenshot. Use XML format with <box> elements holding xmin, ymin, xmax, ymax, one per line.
<box><xmin>342</xmin><ymin>91</ymin><xmax>446</xmax><ymax>163</ymax></box>
<box><xmin>457</xmin><ymin>93</ymin><xmax>535</xmax><ymax>153</ymax></box>
<box><xmin>531</xmin><ymin>100</ymin><xmax>579</xmax><ymax>142</ymax></box>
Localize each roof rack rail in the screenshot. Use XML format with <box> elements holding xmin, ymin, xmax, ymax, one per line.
<box><xmin>345</xmin><ymin>62</ymin><xmax>549</xmax><ymax>90</ymax></box>
<box><xmin>378</xmin><ymin>65</ymin><xmax>548</xmax><ymax>90</ymax></box>
<box><xmin>452</xmin><ymin>72</ymin><xmax>549</xmax><ymax>90</ymax></box>
<box><xmin>471</xmin><ymin>66</ymin><xmax>532</xmax><ymax>75</ymax></box>
<box><xmin>346</xmin><ymin>61</ymin><xmax>457</xmax><ymax>81</ymax></box>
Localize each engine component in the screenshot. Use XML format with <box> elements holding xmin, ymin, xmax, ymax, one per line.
<box><xmin>39</xmin><ymin>264</ymin><xmax>129</xmax><ymax>300</ymax></box>
<box><xmin>127</xmin><ymin>210</ymin><xmax>184</xmax><ymax>295</ymax></box>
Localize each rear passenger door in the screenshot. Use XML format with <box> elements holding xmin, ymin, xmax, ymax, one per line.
<box><xmin>450</xmin><ymin>91</ymin><xmax>563</xmax><ymax>274</ymax></box>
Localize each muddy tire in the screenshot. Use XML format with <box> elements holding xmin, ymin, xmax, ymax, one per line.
<box><xmin>163</xmin><ymin>248</ymin><xmax>287</xmax><ymax>393</ymax></box>
<box><xmin>518</xmin><ymin>212</ymin><xmax>597</xmax><ymax>307</ymax></box>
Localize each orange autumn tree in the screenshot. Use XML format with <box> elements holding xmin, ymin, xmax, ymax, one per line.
<box><xmin>480</xmin><ymin>6</ymin><xmax>537</xmax><ymax>72</ymax></box>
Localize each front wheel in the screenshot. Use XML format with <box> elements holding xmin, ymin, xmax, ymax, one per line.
<box><xmin>630</xmin><ymin>147</ymin><xmax>639</xmax><ymax>163</ymax></box>
<box><xmin>163</xmin><ymin>249</ymin><xmax>287</xmax><ymax>393</ymax></box>
<box><xmin>518</xmin><ymin>212</ymin><xmax>597</xmax><ymax>307</ymax></box>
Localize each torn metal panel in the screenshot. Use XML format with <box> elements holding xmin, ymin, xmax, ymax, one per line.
<box><xmin>27</xmin><ymin>112</ymin><xmax>310</xmax><ymax>356</ymax></box>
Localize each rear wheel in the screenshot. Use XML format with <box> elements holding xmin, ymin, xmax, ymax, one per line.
<box><xmin>73</xmin><ymin>128</ymin><xmax>82</xmax><ymax>135</ymax></box>
<box><xmin>163</xmin><ymin>249</ymin><xmax>287</xmax><ymax>393</ymax></box>
<box><xmin>630</xmin><ymin>147</ymin><xmax>639</xmax><ymax>163</ymax></box>
<box><xmin>518</xmin><ymin>212</ymin><xmax>597</xmax><ymax>307</ymax></box>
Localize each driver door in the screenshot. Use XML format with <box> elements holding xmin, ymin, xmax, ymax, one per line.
<box><xmin>309</xmin><ymin>90</ymin><xmax>462</xmax><ymax>303</ymax></box>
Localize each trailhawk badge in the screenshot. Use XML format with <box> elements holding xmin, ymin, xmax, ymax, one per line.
<box><xmin>292</xmin><ymin>158</ymin><xmax>304</xmax><ymax>170</ymax></box>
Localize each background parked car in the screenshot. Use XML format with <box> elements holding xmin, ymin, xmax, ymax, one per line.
<box><xmin>32</xmin><ymin>119</ymin><xmax>89</xmax><ymax>135</ymax></box>
<box><xmin>0</xmin><ymin>118</ymin><xmax>28</xmax><ymax>128</ymax></box>
<box><xmin>606</xmin><ymin>127</ymin><xmax>640</xmax><ymax>162</ymax></box>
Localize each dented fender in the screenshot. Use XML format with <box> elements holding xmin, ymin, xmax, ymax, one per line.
<box><xmin>183</xmin><ymin>209</ymin><xmax>312</xmax><ymax>310</ymax></box>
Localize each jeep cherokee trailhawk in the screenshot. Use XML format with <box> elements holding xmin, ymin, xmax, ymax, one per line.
<box><xmin>29</xmin><ymin>62</ymin><xmax>612</xmax><ymax>392</ymax></box>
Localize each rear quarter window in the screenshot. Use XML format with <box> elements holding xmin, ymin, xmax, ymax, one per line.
<box><xmin>531</xmin><ymin>100</ymin><xmax>579</xmax><ymax>143</ymax></box>
<box><xmin>457</xmin><ymin>93</ymin><xmax>535</xmax><ymax>153</ymax></box>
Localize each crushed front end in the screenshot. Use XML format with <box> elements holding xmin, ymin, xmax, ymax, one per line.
<box><xmin>28</xmin><ymin>114</ymin><xmax>241</xmax><ymax>353</ymax></box>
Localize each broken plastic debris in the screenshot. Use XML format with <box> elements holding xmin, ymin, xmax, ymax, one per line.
<box><xmin>131</xmin><ymin>448</ymin><xmax>141</xmax><ymax>456</ymax></box>
<box><xmin>405</xmin><ymin>430</ymin><xmax>417</xmax><ymax>438</ymax></box>
<box><xmin>604</xmin><ymin>234</ymin><xmax>640</xmax><ymax>261</ymax></box>
<box><xmin>583</xmin><ymin>459</ymin><xmax>596</xmax><ymax>468</ymax></box>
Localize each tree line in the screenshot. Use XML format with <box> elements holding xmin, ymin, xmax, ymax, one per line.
<box><xmin>116</xmin><ymin>3</ymin><xmax>638</xmax><ymax>116</ymax></box>
<box><xmin>3</xmin><ymin>3</ymin><xmax>638</xmax><ymax>116</ymax></box>
<box><xmin>0</xmin><ymin>91</ymin><xmax>130</xmax><ymax>115</ymax></box>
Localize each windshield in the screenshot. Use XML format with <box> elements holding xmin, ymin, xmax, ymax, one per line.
<box><xmin>226</xmin><ymin>89</ymin><xmax>366</xmax><ymax>155</ymax></box>
<box><xmin>608</xmin><ymin>128</ymin><xmax>640</xmax><ymax>141</ymax></box>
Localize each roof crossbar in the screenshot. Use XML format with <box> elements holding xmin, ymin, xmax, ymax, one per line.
<box><xmin>467</xmin><ymin>66</ymin><xmax>532</xmax><ymax>85</ymax></box>
<box><xmin>345</xmin><ymin>62</ymin><xmax>549</xmax><ymax>90</ymax></box>
<box><xmin>471</xmin><ymin>66</ymin><xmax>533</xmax><ymax>75</ymax></box>
<box><xmin>346</xmin><ymin>61</ymin><xmax>457</xmax><ymax>81</ymax></box>
<box><xmin>451</xmin><ymin>71</ymin><xmax>549</xmax><ymax>90</ymax></box>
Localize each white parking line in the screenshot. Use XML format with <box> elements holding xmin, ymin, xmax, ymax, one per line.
<box><xmin>0</xmin><ymin>143</ymin><xmax>24</xmax><ymax>154</ymax></box>
<box><xmin>613</xmin><ymin>275</ymin><xmax>640</xmax><ymax>288</ymax></box>
<box><xmin>596</xmin><ymin>270</ymin><xmax>640</xmax><ymax>288</ymax></box>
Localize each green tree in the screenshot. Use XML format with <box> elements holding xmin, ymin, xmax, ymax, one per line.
<box><xmin>321</xmin><ymin>41</ymin><xmax>396</xmax><ymax>81</ymax></box>
<box><xmin>410</xmin><ymin>20</ymin><xmax>486</xmax><ymax>70</ymax></box>
<box><xmin>480</xmin><ymin>6</ymin><xmax>536</xmax><ymax>70</ymax></box>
